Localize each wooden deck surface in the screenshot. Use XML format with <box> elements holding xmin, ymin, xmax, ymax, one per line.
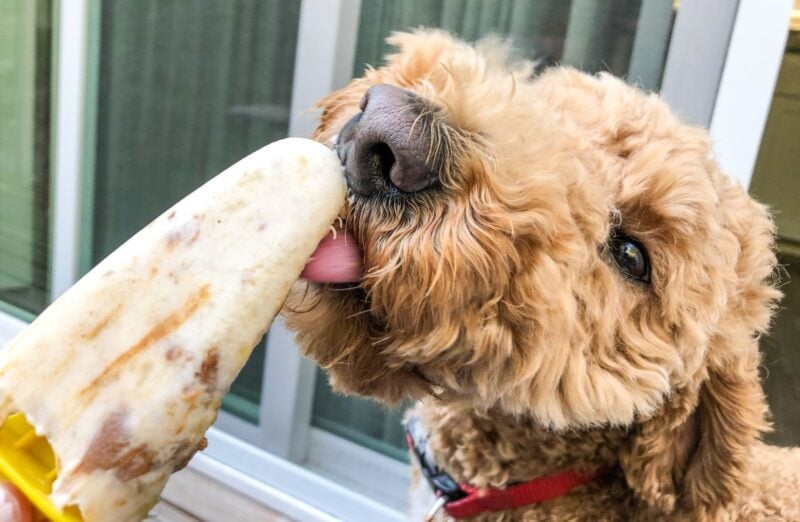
<box><xmin>148</xmin><ymin>466</ymin><xmax>294</xmax><ymax>522</ymax></box>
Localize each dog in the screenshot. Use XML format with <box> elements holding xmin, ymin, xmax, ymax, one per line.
<box><xmin>284</xmin><ymin>30</ymin><xmax>800</xmax><ymax>520</ymax></box>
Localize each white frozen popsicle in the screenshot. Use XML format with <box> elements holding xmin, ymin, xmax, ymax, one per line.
<box><xmin>0</xmin><ymin>138</ymin><xmax>345</xmax><ymax>521</ymax></box>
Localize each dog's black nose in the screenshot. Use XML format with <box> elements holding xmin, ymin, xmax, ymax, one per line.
<box><xmin>337</xmin><ymin>84</ymin><xmax>438</xmax><ymax>196</ymax></box>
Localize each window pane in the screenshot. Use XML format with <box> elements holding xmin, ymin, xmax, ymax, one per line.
<box><xmin>312</xmin><ymin>373</ymin><xmax>409</xmax><ymax>462</ymax></box>
<box><xmin>0</xmin><ymin>0</ymin><xmax>52</xmax><ymax>315</ymax></box>
<box><xmin>89</xmin><ymin>0</ymin><xmax>302</xmax><ymax>423</ymax></box>
<box><xmin>749</xmin><ymin>16</ymin><xmax>800</xmax><ymax>447</ymax></box>
<box><xmin>354</xmin><ymin>0</ymin><xmax>676</xmax><ymax>90</ymax></box>
<box><xmin>312</xmin><ymin>0</ymin><xmax>678</xmax><ymax>460</ymax></box>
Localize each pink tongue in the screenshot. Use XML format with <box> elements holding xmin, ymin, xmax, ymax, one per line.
<box><xmin>301</xmin><ymin>230</ymin><xmax>362</xmax><ymax>283</ymax></box>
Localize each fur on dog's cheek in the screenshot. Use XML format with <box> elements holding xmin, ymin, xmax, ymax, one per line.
<box><xmin>331</xmin><ymin>155</ymin><xmax>687</xmax><ymax>428</ymax></box>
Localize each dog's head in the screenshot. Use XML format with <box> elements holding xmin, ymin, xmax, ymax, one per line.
<box><xmin>285</xmin><ymin>30</ymin><xmax>780</xmax><ymax>514</ymax></box>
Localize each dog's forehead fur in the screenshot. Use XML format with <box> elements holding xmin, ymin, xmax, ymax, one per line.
<box><xmin>288</xmin><ymin>30</ymin><xmax>778</xmax><ymax>432</ymax></box>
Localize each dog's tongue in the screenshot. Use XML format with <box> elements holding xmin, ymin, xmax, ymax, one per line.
<box><xmin>301</xmin><ymin>230</ymin><xmax>362</xmax><ymax>283</ymax></box>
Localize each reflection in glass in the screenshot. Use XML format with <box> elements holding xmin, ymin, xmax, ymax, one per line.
<box><xmin>90</xmin><ymin>0</ymin><xmax>302</xmax><ymax>423</ymax></box>
<box><xmin>354</xmin><ymin>0</ymin><xmax>676</xmax><ymax>91</ymax></box>
<box><xmin>0</xmin><ymin>0</ymin><xmax>52</xmax><ymax>315</ymax></box>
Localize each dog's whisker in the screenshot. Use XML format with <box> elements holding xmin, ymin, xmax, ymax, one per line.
<box><xmin>409</xmin><ymin>110</ymin><xmax>428</xmax><ymax>141</ymax></box>
<box><xmin>282</xmin><ymin>282</ymin><xmax>324</xmax><ymax>314</ymax></box>
<box><xmin>329</xmin><ymin>284</ymin><xmax>362</xmax><ymax>292</ymax></box>
<box><xmin>508</xmin><ymin>71</ymin><xmax>517</xmax><ymax>100</ymax></box>
<box><xmin>345</xmin><ymin>308</ymin><xmax>374</xmax><ymax>320</ymax></box>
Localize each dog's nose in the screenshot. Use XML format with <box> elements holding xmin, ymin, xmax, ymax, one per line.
<box><xmin>337</xmin><ymin>84</ymin><xmax>438</xmax><ymax>196</ymax></box>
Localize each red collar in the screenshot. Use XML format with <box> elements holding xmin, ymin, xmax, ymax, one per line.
<box><xmin>443</xmin><ymin>467</ymin><xmax>602</xmax><ymax>519</ymax></box>
<box><xmin>406</xmin><ymin>415</ymin><xmax>604</xmax><ymax>519</ymax></box>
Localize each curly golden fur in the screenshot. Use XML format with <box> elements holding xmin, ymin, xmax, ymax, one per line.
<box><xmin>284</xmin><ymin>30</ymin><xmax>800</xmax><ymax>520</ymax></box>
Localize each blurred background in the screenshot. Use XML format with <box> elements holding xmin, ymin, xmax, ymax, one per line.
<box><xmin>0</xmin><ymin>1</ymin><xmax>797</xmax><ymax>520</ymax></box>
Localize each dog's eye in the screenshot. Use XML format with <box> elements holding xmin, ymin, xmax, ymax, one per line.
<box><xmin>610</xmin><ymin>233</ymin><xmax>650</xmax><ymax>283</ymax></box>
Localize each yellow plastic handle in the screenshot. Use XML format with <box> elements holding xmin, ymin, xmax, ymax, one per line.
<box><xmin>0</xmin><ymin>413</ymin><xmax>83</xmax><ymax>521</ymax></box>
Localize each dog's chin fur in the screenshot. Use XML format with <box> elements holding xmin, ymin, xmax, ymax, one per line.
<box><xmin>284</xmin><ymin>30</ymin><xmax>800</xmax><ymax>519</ymax></box>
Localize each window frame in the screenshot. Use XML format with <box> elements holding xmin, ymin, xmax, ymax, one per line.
<box><xmin>0</xmin><ymin>0</ymin><xmax>792</xmax><ymax>520</ymax></box>
<box><xmin>707</xmin><ymin>0</ymin><xmax>795</xmax><ymax>187</ymax></box>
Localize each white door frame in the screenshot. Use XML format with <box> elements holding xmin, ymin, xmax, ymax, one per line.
<box><xmin>708</xmin><ymin>0</ymin><xmax>794</xmax><ymax>188</ymax></box>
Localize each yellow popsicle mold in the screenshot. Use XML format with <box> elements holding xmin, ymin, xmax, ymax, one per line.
<box><xmin>0</xmin><ymin>412</ymin><xmax>83</xmax><ymax>521</ymax></box>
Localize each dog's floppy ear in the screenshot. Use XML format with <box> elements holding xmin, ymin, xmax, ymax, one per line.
<box><xmin>620</xmin><ymin>177</ymin><xmax>779</xmax><ymax>517</ymax></box>
<box><xmin>620</xmin><ymin>350</ymin><xmax>769</xmax><ymax>517</ymax></box>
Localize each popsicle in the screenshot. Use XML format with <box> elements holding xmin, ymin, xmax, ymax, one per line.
<box><xmin>0</xmin><ymin>138</ymin><xmax>346</xmax><ymax>521</ymax></box>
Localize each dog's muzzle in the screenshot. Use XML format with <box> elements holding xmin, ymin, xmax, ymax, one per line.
<box><xmin>336</xmin><ymin>84</ymin><xmax>439</xmax><ymax>196</ymax></box>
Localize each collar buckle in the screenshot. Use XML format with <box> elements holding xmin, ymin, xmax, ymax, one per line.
<box><xmin>405</xmin><ymin>416</ymin><xmax>467</xmax><ymax>503</ymax></box>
